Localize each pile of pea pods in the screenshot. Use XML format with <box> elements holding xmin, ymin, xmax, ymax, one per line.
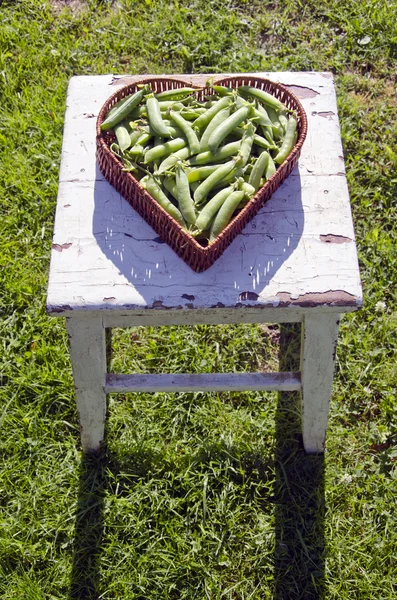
<box><xmin>101</xmin><ymin>83</ymin><xmax>298</xmax><ymax>242</ymax></box>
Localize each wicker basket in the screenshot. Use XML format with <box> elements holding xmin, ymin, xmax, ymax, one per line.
<box><xmin>96</xmin><ymin>76</ymin><xmax>308</xmax><ymax>272</ymax></box>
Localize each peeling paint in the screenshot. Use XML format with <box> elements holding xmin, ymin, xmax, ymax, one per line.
<box><xmin>285</xmin><ymin>85</ymin><xmax>319</xmax><ymax>99</ymax></box>
<box><xmin>239</xmin><ymin>291</ymin><xmax>259</xmax><ymax>301</ymax></box>
<box><xmin>63</xmin><ymin>204</ymin><xmax>71</xmax><ymax>208</ymax></box>
<box><xmin>312</xmin><ymin>111</ymin><xmax>335</xmax><ymax>119</ymax></box>
<box><xmin>320</xmin><ymin>234</ymin><xmax>352</xmax><ymax>244</ymax></box>
<box><xmin>276</xmin><ymin>290</ymin><xmax>358</xmax><ymax>307</ymax></box>
<box><xmin>185</xmin><ymin>303</ymin><xmax>194</xmax><ymax>309</ymax></box>
<box><xmin>182</xmin><ymin>294</ymin><xmax>195</xmax><ymax>301</ymax></box>
<box><xmin>52</xmin><ymin>243</ymin><xmax>72</xmax><ymax>252</ymax></box>
<box><xmin>49</xmin><ymin>304</ymin><xmax>73</xmax><ymax>313</ymax></box>
<box><xmin>152</xmin><ymin>300</ymin><xmax>163</xmax><ymax>308</ymax></box>
<box><xmin>103</xmin><ymin>297</ymin><xmax>116</xmax><ymax>301</ymax></box>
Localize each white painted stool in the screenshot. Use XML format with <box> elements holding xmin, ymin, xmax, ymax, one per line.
<box><xmin>47</xmin><ymin>72</ymin><xmax>362</xmax><ymax>454</ymax></box>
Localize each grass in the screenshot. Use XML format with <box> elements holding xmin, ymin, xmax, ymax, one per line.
<box><xmin>0</xmin><ymin>0</ymin><xmax>396</xmax><ymax>598</ymax></box>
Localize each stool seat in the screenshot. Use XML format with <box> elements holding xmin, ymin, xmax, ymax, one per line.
<box><xmin>47</xmin><ymin>72</ymin><xmax>362</xmax><ymax>454</ymax></box>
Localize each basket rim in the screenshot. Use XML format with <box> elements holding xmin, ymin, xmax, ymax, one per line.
<box><xmin>96</xmin><ymin>75</ymin><xmax>308</xmax><ymax>257</ymax></box>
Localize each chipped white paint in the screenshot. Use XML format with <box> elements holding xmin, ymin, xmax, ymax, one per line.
<box><xmin>48</xmin><ymin>73</ymin><xmax>362</xmax><ymax>454</ymax></box>
<box><xmin>300</xmin><ymin>314</ymin><xmax>340</xmax><ymax>453</ymax></box>
<box><xmin>66</xmin><ymin>317</ymin><xmax>107</xmax><ymax>453</ymax></box>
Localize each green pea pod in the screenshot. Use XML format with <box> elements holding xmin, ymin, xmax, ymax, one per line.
<box><xmin>238</xmin><ymin>121</ymin><xmax>255</xmax><ymax>167</ymax></box>
<box><xmin>169</xmin><ymin>110</ymin><xmax>200</xmax><ymax>155</ymax></box>
<box><xmin>193</xmin><ymin>96</ymin><xmax>232</xmax><ymax>130</ymax></box>
<box><xmin>196</xmin><ymin>186</ymin><xmax>234</xmax><ymax>232</ymax></box>
<box><xmin>199</xmin><ymin>107</ymin><xmax>231</xmax><ymax>152</ymax></box>
<box><xmin>163</xmin><ymin>176</ymin><xmax>178</xmax><ymax>199</ymax></box>
<box><xmin>238</xmin><ymin>180</ymin><xmax>256</xmax><ymax>199</ymax></box>
<box><xmin>209</xmin><ymin>190</ymin><xmax>245</xmax><ymax>241</ymax></box>
<box><xmin>186</xmin><ymin>165</ymin><xmax>220</xmax><ymax>183</ymax></box>
<box><xmin>238</xmin><ymin>85</ymin><xmax>285</xmax><ymax>112</ymax></box>
<box><xmin>141</xmin><ymin>175</ymin><xmax>185</xmax><ymax>227</ymax></box>
<box><xmin>274</xmin><ymin>115</ymin><xmax>297</xmax><ymax>164</ymax></box>
<box><xmin>212</xmin><ymin>85</ymin><xmax>234</xmax><ymax>97</ymax></box>
<box><xmin>265</xmin><ymin>154</ymin><xmax>277</xmax><ymax>179</ymax></box>
<box><xmin>157</xmin><ymin>147</ymin><xmax>190</xmax><ymax>174</ymax></box>
<box><xmin>208</xmin><ymin>106</ymin><xmax>251</xmax><ymax>154</ymax></box>
<box><xmin>187</xmin><ymin>141</ymin><xmax>241</xmax><ymax>166</ymax></box>
<box><xmin>154</xmin><ymin>87</ymin><xmax>198</xmax><ymax>100</ymax></box>
<box><xmin>144</xmin><ymin>138</ymin><xmax>187</xmax><ymax>163</ymax></box>
<box><xmin>114</xmin><ymin>123</ymin><xmax>132</xmax><ymax>153</ymax></box>
<box><xmin>193</xmin><ymin>160</ymin><xmax>237</xmax><ymax>205</ymax></box>
<box><xmin>248</xmin><ymin>151</ymin><xmax>270</xmax><ymax>191</ymax></box>
<box><xmin>175</xmin><ymin>164</ymin><xmax>196</xmax><ymax>225</ymax></box>
<box><xmin>146</xmin><ymin>96</ymin><xmax>171</xmax><ymax>137</ymax></box>
<box><xmin>101</xmin><ymin>87</ymin><xmax>148</xmax><ymax>131</ymax></box>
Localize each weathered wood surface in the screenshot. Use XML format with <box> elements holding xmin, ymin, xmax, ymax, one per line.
<box><xmin>66</xmin><ymin>317</ymin><xmax>107</xmax><ymax>452</ymax></box>
<box><xmin>105</xmin><ymin>372</ymin><xmax>301</xmax><ymax>393</ymax></box>
<box><xmin>300</xmin><ymin>313</ymin><xmax>340</xmax><ymax>453</ymax></box>
<box><xmin>47</xmin><ymin>72</ymin><xmax>362</xmax><ymax>317</ymax></box>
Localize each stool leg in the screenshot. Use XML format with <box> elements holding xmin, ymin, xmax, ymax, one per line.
<box><xmin>66</xmin><ymin>316</ymin><xmax>107</xmax><ymax>453</ymax></box>
<box><xmin>300</xmin><ymin>313</ymin><xmax>340</xmax><ymax>454</ymax></box>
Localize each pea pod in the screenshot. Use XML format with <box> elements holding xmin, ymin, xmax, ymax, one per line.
<box><xmin>101</xmin><ymin>87</ymin><xmax>148</xmax><ymax>131</ymax></box>
<box><xmin>114</xmin><ymin>123</ymin><xmax>132</xmax><ymax>153</ymax></box>
<box><xmin>209</xmin><ymin>190</ymin><xmax>245</xmax><ymax>241</ymax></box>
<box><xmin>193</xmin><ymin>160</ymin><xmax>238</xmax><ymax>205</ymax></box>
<box><xmin>248</xmin><ymin>151</ymin><xmax>270</xmax><ymax>192</ymax></box>
<box><xmin>238</xmin><ymin>85</ymin><xmax>285</xmax><ymax>112</ymax></box>
<box><xmin>212</xmin><ymin>85</ymin><xmax>234</xmax><ymax>97</ymax></box>
<box><xmin>146</xmin><ymin>96</ymin><xmax>171</xmax><ymax>137</ymax></box>
<box><xmin>195</xmin><ymin>186</ymin><xmax>234</xmax><ymax>232</ymax></box>
<box><xmin>192</xmin><ymin>96</ymin><xmax>232</xmax><ymax>130</ymax></box>
<box><xmin>238</xmin><ymin>121</ymin><xmax>255</xmax><ymax>167</ymax></box>
<box><xmin>154</xmin><ymin>87</ymin><xmax>197</xmax><ymax>101</ymax></box>
<box><xmin>144</xmin><ymin>137</ymin><xmax>187</xmax><ymax>164</ymax></box>
<box><xmin>199</xmin><ymin>107</ymin><xmax>231</xmax><ymax>152</ymax></box>
<box><xmin>157</xmin><ymin>147</ymin><xmax>190</xmax><ymax>174</ymax></box>
<box><xmin>169</xmin><ymin>110</ymin><xmax>200</xmax><ymax>155</ymax></box>
<box><xmin>187</xmin><ymin>141</ymin><xmax>241</xmax><ymax>166</ymax></box>
<box><xmin>208</xmin><ymin>106</ymin><xmax>251</xmax><ymax>154</ymax></box>
<box><xmin>141</xmin><ymin>175</ymin><xmax>185</xmax><ymax>227</ymax></box>
<box><xmin>175</xmin><ymin>164</ymin><xmax>196</xmax><ymax>225</ymax></box>
<box><xmin>273</xmin><ymin>115</ymin><xmax>297</xmax><ymax>164</ymax></box>
<box><xmin>265</xmin><ymin>154</ymin><xmax>277</xmax><ymax>179</ymax></box>
<box><xmin>186</xmin><ymin>165</ymin><xmax>220</xmax><ymax>183</ymax></box>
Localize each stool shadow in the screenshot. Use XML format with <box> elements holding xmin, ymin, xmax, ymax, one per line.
<box><xmin>68</xmin><ymin>328</ymin><xmax>324</xmax><ymax>599</ymax></box>
<box><xmin>69</xmin><ymin>452</ymin><xmax>106</xmax><ymax>600</ymax></box>
<box><xmin>274</xmin><ymin>324</ymin><xmax>326</xmax><ymax>599</ymax></box>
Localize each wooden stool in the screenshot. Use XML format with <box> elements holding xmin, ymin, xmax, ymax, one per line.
<box><xmin>47</xmin><ymin>72</ymin><xmax>362</xmax><ymax>454</ymax></box>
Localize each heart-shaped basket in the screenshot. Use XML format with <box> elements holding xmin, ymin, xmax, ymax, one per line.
<box><xmin>96</xmin><ymin>75</ymin><xmax>308</xmax><ymax>272</ymax></box>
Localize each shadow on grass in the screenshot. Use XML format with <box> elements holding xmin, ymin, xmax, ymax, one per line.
<box><xmin>69</xmin><ymin>324</ymin><xmax>325</xmax><ymax>599</ymax></box>
<box><xmin>274</xmin><ymin>323</ymin><xmax>326</xmax><ymax>600</ymax></box>
<box><xmin>69</xmin><ymin>452</ymin><xmax>106</xmax><ymax>600</ymax></box>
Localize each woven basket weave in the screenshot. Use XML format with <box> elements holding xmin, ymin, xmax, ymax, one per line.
<box><xmin>96</xmin><ymin>76</ymin><xmax>307</xmax><ymax>272</ymax></box>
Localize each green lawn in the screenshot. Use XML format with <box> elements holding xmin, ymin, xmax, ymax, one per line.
<box><xmin>1</xmin><ymin>0</ymin><xmax>396</xmax><ymax>598</ymax></box>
